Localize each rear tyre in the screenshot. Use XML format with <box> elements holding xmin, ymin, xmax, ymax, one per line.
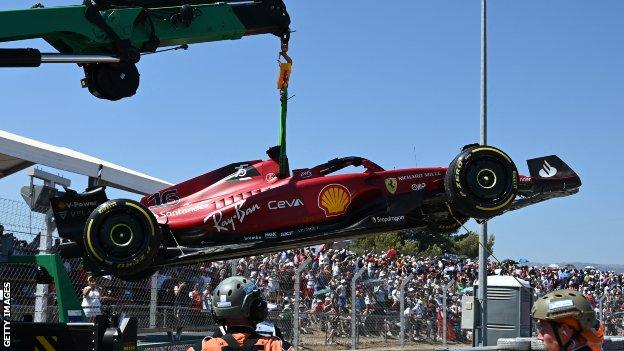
<box><xmin>83</xmin><ymin>199</ymin><xmax>160</xmax><ymax>279</ymax></box>
<box><xmin>445</xmin><ymin>146</ymin><xmax>518</xmax><ymax>219</ymax></box>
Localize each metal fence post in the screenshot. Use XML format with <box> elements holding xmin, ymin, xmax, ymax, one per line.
<box><xmin>351</xmin><ymin>266</ymin><xmax>366</xmax><ymax>350</ymax></box>
<box><xmin>229</xmin><ymin>259</ymin><xmax>237</xmax><ymax>276</ymax></box>
<box><xmin>442</xmin><ymin>279</ymin><xmax>455</xmax><ymax>348</ymax></box>
<box><xmin>399</xmin><ymin>273</ymin><xmax>414</xmax><ymax>350</ymax></box>
<box><xmin>293</xmin><ymin>257</ymin><xmax>312</xmax><ymax>350</ymax></box>
<box><xmin>149</xmin><ymin>271</ymin><xmax>159</xmax><ymax>328</ymax></box>
<box><xmin>34</xmin><ymin>209</ymin><xmax>54</xmax><ymax>322</ymax></box>
<box><xmin>598</xmin><ymin>295</ymin><xmax>605</xmax><ymax>323</ymax></box>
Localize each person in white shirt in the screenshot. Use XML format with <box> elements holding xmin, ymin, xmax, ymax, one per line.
<box><xmin>332</xmin><ymin>263</ymin><xmax>340</xmax><ymax>277</ymax></box>
<box><xmin>81</xmin><ymin>276</ymin><xmax>102</xmax><ymax>318</ymax></box>
<box><xmin>306</xmin><ymin>274</ymin><xmax>316</xmax><ymax>301</ymax></box>
<box><xmin>202</xmin><ymin>285</ymin><xmax>213</xmax><ymax>312</ymax></box>
<box><xmin>268</xmin><ymin>273</ymin><xmax>280</xmax><ymax>301</ymax></box>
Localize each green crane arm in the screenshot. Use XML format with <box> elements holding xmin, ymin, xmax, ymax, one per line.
<box><xmin>0</xmin><ymin>0</ymin><xmax>290</xmax><ymax>100</ymax></box>
<box><xmin>0</xmin><ymin>1</ymin><xmax>289</xmax><ymax>55</ymax></box>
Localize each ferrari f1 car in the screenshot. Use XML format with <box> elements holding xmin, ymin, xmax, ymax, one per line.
<box><xmin>52</xmin><ymin>144</ymin><xmax>581</xmax><ymax>280</ymax></box>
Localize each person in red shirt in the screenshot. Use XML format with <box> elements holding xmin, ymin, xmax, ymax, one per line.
<box><xmin>189</xmin><ymin>284</ymin><xmax>203</xmax><ymax>311</ymax></box>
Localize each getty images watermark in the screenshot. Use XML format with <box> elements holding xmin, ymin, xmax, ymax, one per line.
<box><xmin>1</xmin><ymin>282</ymin><xmax>10</xmax><ymax>348</ymax></box>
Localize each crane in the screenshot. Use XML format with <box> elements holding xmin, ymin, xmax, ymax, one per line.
<box><xmin>0</xmin><ymin>0</ymin><xmax>291</xmax><ymax>100</ymax></box>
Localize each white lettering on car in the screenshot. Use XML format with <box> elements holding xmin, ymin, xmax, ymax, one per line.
<box><xmin>158</xmin><ymin>204</ymin><xmax>209</xmax><ymax>218</ymax></box>
<box><xmin>204</xmin><ymin>201</ymin><xmax>261</xmax><ymax>232</ymax></box>
<box><xmin>268</xmin><ymin>199</ymin><xmax>304</xmax><ymax>210</ymax></box>
<box><xmin>398</xmin><ymin>171</ymin><xmax>441</xmax><ymax>181</ymax></box>
<box><xmin>411</xmin><ymin>183</ymin><xmax>426</xmax><ymax>191</ymax></box>
<box><xmin>244</xmin><ymin>235</ymin><xmax>262</xmax><ymax>242</ymax></box>
<box><xmin>398</xmin><ymin>174</ymin><xmax>421</xmax><ymax>181</ymax></box>
<box><xmin>234</xmin><ymin>164</ymin><xmax>248</xmax><ymax>178</ymax></box>
<box><xmin>372</xmin><ymin>215</ymin><xmax>405</xmax><ymax>224</ymax></box>
<box><xmin>66</xmin><ymin>201</ymin><xmax>98</xmax><ymax>208</ymax></box>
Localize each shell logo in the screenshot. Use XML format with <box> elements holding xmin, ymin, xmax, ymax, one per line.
<box><xmin>318</xmin><ymin>184</ymin><xmax>351</xmax><ymax>217</ymax></box>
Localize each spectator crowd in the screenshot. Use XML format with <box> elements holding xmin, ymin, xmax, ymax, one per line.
<box><xmin>144</xmin><ymin>246</ymin><xmax>624</xmax><ymax>342</ymax></box>
<box><xmin>4</xmin><ymin>235</ymin><xmax>624</xmax><ymax>342</ymax></box>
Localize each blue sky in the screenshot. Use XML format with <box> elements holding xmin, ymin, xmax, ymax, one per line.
<box><xmin>1</xmin><ymin>1</ymin><xmax>622</xmax><ymax>264</ymax></box>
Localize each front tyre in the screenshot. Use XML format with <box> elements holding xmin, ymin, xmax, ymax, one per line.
<box><xmin>83</xmin><ymin>199</ymin><xmax>160</xmax><ymax>279</ymax></box>
<box><xmin>445</xmin><ymin>146</ymin><xmax>518</xmax><ymax>219</ymax></box>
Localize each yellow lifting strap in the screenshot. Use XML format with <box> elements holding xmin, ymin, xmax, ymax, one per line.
<box><xmin>277</xmin><ymin>51</ymin><xmax>292</xmax><ymax>90</ymax></box>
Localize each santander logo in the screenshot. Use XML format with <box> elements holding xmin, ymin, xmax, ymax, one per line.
<box><xmin>538</xmin><ymin>160</ymin><xmax>557</xmax><ymax>178</ymax></box>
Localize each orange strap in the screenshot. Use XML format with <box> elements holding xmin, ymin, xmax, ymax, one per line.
<box><xmin>276</xmin><ymin>51</ymin><xmax>292</xmax><ymax>90</ymax></box>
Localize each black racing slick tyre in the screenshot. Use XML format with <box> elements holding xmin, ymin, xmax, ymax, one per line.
<box><xmin>445</xmin><ymin>146</ymin><xmax>518</xmax><ymax>219</ymax></box>
<box><xmin>83</xmin><ymin>199</ymin><xmax>161</xmax><ymax>279</ymax></box>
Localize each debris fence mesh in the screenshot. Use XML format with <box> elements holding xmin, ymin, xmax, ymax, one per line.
<box><xmin>2</xmin><ymin>196</ymin><xmax>622</xmax><ymax>350</ymax></box>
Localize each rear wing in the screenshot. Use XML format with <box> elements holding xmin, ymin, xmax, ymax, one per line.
<box><xmin>50</xmin><ymin>187</ymin><xmax>108</xmax><ymax>242</ymax></box>
<box><xmin>526</xmin><ymin>155</ymin><xmax>581</xmax><ymax>191</ymax></box>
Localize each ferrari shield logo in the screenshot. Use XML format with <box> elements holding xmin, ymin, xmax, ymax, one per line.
<box><xmin>385</xmin><ymin>178</ymin><xmax>398</xmax><ymax>194</ymax></box>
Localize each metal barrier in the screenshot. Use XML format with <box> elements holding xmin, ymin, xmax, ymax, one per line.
<box><xmin>436</xmin><ymin>336</ymin><xmax>624</xmax><ymax>351</ymax></box>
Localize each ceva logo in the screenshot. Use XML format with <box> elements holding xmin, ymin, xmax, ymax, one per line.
<box><xmin>268</xmin><ymin>199</ymin><xmax>304</xmax><ymax>210</ymax></box>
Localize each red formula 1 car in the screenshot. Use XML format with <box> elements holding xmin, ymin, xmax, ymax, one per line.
<box><xmin>52</xmin><ymin>144</ymin><xmax>581</xmax><ymax>279</ymax></box>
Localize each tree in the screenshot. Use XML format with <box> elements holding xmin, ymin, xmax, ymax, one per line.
<box><xmin>421</xmin><ymin>243</ymin><xmax>443</xmax><ymax>257</ymax></box>
<box><xmin>399</xmin><ymin>228</ymin><xmax>457</xmax><ymax>253</ymax></box>
<box><xmin>454</xmin><ymin>231</ymin><xmax>495</xmax><ymax>259</ymax></box>
<box><xmin>349</xmin><ymin>232</ymin><xmax>419</xmax><ymax>256</ymax></box>
<box><xmin>350</xmin><ymin>229</ymin><xmax>495</xmax><ymax>258</ymax></box>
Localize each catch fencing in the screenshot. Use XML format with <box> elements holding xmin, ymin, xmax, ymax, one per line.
<box><xmin>599</xmin><ymin>293</ymin><xmax>624</xmax><ymax>337</ymax></box>
<box><xmin>2</xmin><ymin>196</ymin><xmax>623</xmax><ymax>350</ymax></box>
<box><xmin>0</xmin><ymin>196</ymin><xmax>466</xmax><ymax>350</ymax></box>
<box><xmin>288</xmin><ymin>256</ymin><xmax>452</xmax><ymax>350</ymax></box>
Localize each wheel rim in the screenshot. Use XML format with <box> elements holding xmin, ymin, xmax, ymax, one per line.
<box><xmin>109</xmin><ymin>223</ymin><xmax>134</xmax><ymax>247</ymax></box>
<box><xmin>98</xmin><ymin>213</ymin><xmax>147</xmax><ymax>260</ymax></box>
<box><xmin>465</xmin><ymin>157</ymin><xmax>510</xmax><ymax>201</ymax></box>
<box><xmin>476</xmin><ymin>168</ymin><xmax>497</xmax><ymax>189</ymax></box>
